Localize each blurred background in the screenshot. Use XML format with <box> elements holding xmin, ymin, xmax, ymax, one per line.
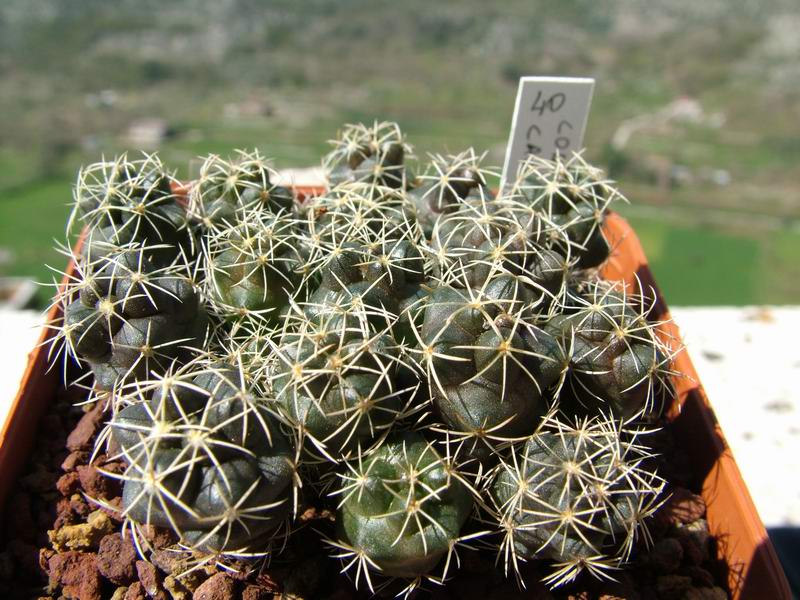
<box><xmin>1</xmin><ymin>0</ymin><xmax>799</xmax><ymax>308</ymax></box>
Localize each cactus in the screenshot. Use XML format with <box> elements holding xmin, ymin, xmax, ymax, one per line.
<box><xmin>329</xmin><ymin>431</ymin><xmax>475</xmax><ymax>590</ymax></box>
<box><xmin>57</xmin><ymin>241</ymin><xmax>208</xmax><ymax>390</ymax></box>
<box><xmin>510</xmin><ymin>153</ymin><xmax>622</xmax><ymax>270</ymax></box>
<box><xmin>545</xmin><ymin>281</ymin><xmax>674</xmax><ymax>419</ymax></box>
<box><xmin>202</xmin><ymin>205</ymin><xmax>304</xmax><ymax>325</ymax></box>
<box><xmin>324</xmin><ymin>121</ymin><xmax>411</xmax><ymax>189</ymax></box>
<box><xmin>412</xmin><ymin>277</ymin><xmax>567</xmax><ymax>455</ymax></box>
<box><xmin>107</xmin><ymin>360</ymin><xmax>297</xmax><ymax>554</ymax></box>
<box><xmin>302</xmin><ymin>182</ymin><xmax>420</xmax><ymax>252</ymax></box>
<box><xmin>271</xmin><ymin>309</ymin><xmax>419</xmax><ymax>462</ymax></box>
<box><xmin>303</xmin><ymin>239</ymin><xmax>427</xmax><ymax>343</ymax></box>
<box><xmin>428</xmin><ymin>193</ymin><xmax>570</xmax><ymax>310</ymax></box>
<box><xmin>409</xmin><ymin>149</ymin><xmax>498</xmax><ymax>236</ymax></box>
<box><xmin>299</xmin><ymin>181</ymin><xmax>428</xmax><ymax>343</ymax></box>
<box><xmin>50</xmin><ymin>128</ymin><xmax>680</xmax><ymax>593</ymax></box>
<box><xmin>190</xmin><ymin>150</ymin><xmax>294</xmax><ymax>229</ymax></box>
<box><xmin>70</xmin><ymin>153</ymin><xmax>194</xmax><ymax>259</ymax></box>
<box><xmin>490</xmin><ymin>415</ymin><xmax>665</xmax><ymax>587</ymax></box>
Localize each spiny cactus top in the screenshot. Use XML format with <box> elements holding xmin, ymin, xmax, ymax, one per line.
<box><xmin>510</xmin><ymin>153</ymin><xmax>622</xmax><ymax>269</ymax></box>
<box><xmin>491</xmin><ymin>415</ymin><xmax>665</xmax><ymax>586</ymax></box>
<box><xmin>71</xmin><ymin>154</ymin><xmax>193</xmax><ymax>256</ymax></box>
<box><xmin>324</xmin><ymin>121</ymin><xmax>411</xmax><ymax>189</ymax></box>
<box><xmin>202</xmin><ymin>205</ymin><xmax>304</xmax><ymax>324</ymax></box>
<box><xmin>271</xmin><ymin>310</ymin><xmax>418</xmax><ymax>461</ymax></box>
<box><xmin>57</xmin><ymin>243</ymin><xmax>208</xmax><ymax>390</ymax></box>
<box><xmin>409</xmin><ymin>149</ymin><xmax>498</xmax><ymax>235</ymax></box>
<box><xmin>428</xmin><ymin>193</ymin><xmax>570</xmax><ymax>307</ymax></box>
<box><xmin>413</xmin><ymin>277</ymin><xmax>567</xmax><ymax>453</ymax></box>
<box><xmin>190</xmin><ymin>149</ymin><xmax>294</xmax><ymax>229</ymax></box>
<box><xmin>108</xmin><ymin>360</ymin><xmax>297</xmax><ymax>553</ymax></box>
<box><xmin>546</xmin><ymin>281</ymin><xmax>674</xmax><ymax>419</ymax></box>
<box><xmin>50</xmin><ymin>123</ymin><xmax>677</xmax><ymax>593</ymax></box>
<box><xmin>330</xmin><ymin>431</ymin><xmax>475</xmax><ymax>588</ymax></box>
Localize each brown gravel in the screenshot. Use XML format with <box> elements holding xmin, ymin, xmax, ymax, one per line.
<box><xmin>77</xmin><ymin>463</ymin><xmax>118</xmax><ymax>498</ymax></box>
<box><xmin>65</xmin><ymin>400</ymin><xmax>106</xmax><ymax>451</ymax></box>
<box><xmin>123</xmin><ymin>581</ymin><xmax>147</xmax><ymax>600</ymax></box>
<box><xmin>55</xmin><ymin>471</ymin><xmax>81</xmax><ymax>497</ymax></box>
<box><xmin>47</xmin><ymin>551</ymin><xmax>102</xmax><ymax>600</ymax></box>
<box><xmin>61</xmin><ymin>450</ymin><xmax>89</xmax><ymax>472</ymax></box>
<box><xmin>193</xmin><ymin>572</ymin><xmax>238</xmax><ymax>600</ymax></box>
<box><xmin>662</xmin><ymin>487</ymin><xmax>707</xmax><ymax>526</ymax></box>
<box><xmin>649</xmin><ymin>538</ymin><xmax>684</xmax><ymax>575</ymax></box>
<box><xmin>98</xmin><ymin>533</ymin><xmax>138</xmax><ymax>585</ymax></box>
<box><xmin>242</xmin><ymin>583</ymin><xmax>274</xmax><ymax>600</ymax></box>
<box><xmin>136</xmin><ymin>559</ymin><xmax>164</xmax><ymax>597</ymax></box>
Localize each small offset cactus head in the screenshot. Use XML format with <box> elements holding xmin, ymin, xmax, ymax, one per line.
<box><xmin>411</xmin><ymin>278</ymin><xmax>567</xmax><ymax>456</ymax></box>
<box><xmin>190</xmin><ymin>149</ymin><xmax>294</xmax><ymax>229</ymax></box>
<box><xmin>490</xmin><ymin>415</ymin><xmax>665</xmax><ymax>587</ymax></box>
<box><xmin>546</xmin><ymin>280</ymin><xmax>676</xmax><ymax>419</ymax></box>
<box><xmin>329</xmin><ymin>431</ymin><xmax>476</xmax><ymax>591</ymax></box>
<box><xmin>324</xmin><ymin>121</ymin><xmax>412</xmax><ymax>190</ymax></box>
<box><xmin>510</xmin><ymin>153</ymin><xmax>624</xmax><ymax>270</ymax></box>
<box><xmin>105</xmin><ymin>360</ymin><xmax>297</xmax><ymax>555</ymax></box>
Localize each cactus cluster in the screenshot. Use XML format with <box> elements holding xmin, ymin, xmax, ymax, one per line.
<box><xmin>109</xmin><ymin>361</ymin><xmax>296</xmax><ymax>554</ymax></box>
<box><xmin>491</xmin><ymin>416</ymin><xmax>665</xmax><ymax>586</ymax></box>
<box><xmin>52</xmin><ymin>155</ymin><xmax>207</xmax><ymax>390</ymax></box>
<box><xmin>50</xmin><ymin>122</ymin><xmax>676</xmax><ymax>594</ymax></box>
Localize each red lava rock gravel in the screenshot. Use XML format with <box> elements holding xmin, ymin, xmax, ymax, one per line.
<box><xmin>97</xmin><ymin>533</ymin><xmax>138</xmax><ymax>585</ymax></box>
<box><xmin>194</xmin><ymin>572</ymin><xmax>238</xmax><ymax>600</ymax></box>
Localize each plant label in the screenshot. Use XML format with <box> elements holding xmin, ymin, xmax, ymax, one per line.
<box><xmin>501</xmin><ymin>76</ymin><xmax>595</xmax><ymax>186</ymax></box>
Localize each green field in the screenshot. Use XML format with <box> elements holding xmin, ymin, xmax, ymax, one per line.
<box><xmin>621</xmin><ymin>211</ymin><xmax>800</xmax><ymax>306</ymax></box>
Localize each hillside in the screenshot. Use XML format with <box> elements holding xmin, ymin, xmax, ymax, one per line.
<box><xmin>1</xmin><ymin>0</ymin><xmax>799</xmax><ymax>304</ymax></box>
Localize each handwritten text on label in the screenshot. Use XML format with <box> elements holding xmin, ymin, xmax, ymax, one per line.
<box><xmin>501</xmin><ymin>77</ymin><xmax>595</xmax><ymax>186</ymax></box>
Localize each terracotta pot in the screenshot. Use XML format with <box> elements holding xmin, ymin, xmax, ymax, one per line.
<box><xmin>1</xmin><ymin>197</ymin><xmax>790</xmax><ymax>599</ymax></box>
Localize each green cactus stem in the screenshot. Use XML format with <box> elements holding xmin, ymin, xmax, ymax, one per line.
<box><xmin>107</xmin><ymin>360</ymin><xmax>297</xmax><ymax>554</ymax></box>
<box><xmin>330</xmin><ymin>431</ymin><xmax>476</xmax><ymax>590</ymax></box>
<box><xmin>490</xmin><ymin>415</ymin><xmax>665</xmax><ymax>587</ymax></box>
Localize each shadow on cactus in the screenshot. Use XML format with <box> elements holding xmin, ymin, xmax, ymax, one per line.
<box><xmin>103</xmin><ymin>360</ymin><xmax>298</xmax><ymax>555</ymax></box>
<box><xmin>489</xmin><ymin>415</ymin><xmax>665</xmax><ymax>588</ymax></box>
<box><xmin>410</xmin><ymin>275</ymin><xmax>568</xmax><ymax>457</ymax></box>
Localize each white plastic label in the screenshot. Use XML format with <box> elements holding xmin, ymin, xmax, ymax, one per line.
<box><xmin>501</xmin><ymin>76</ymin><xmax>595</xmax><ymax>186</ymax></box>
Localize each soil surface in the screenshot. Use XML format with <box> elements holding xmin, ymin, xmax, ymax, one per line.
<box><xmin>0</xmin><ymin>382</ymin><xmax>730</xmax><ymax>599</ymax></box>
